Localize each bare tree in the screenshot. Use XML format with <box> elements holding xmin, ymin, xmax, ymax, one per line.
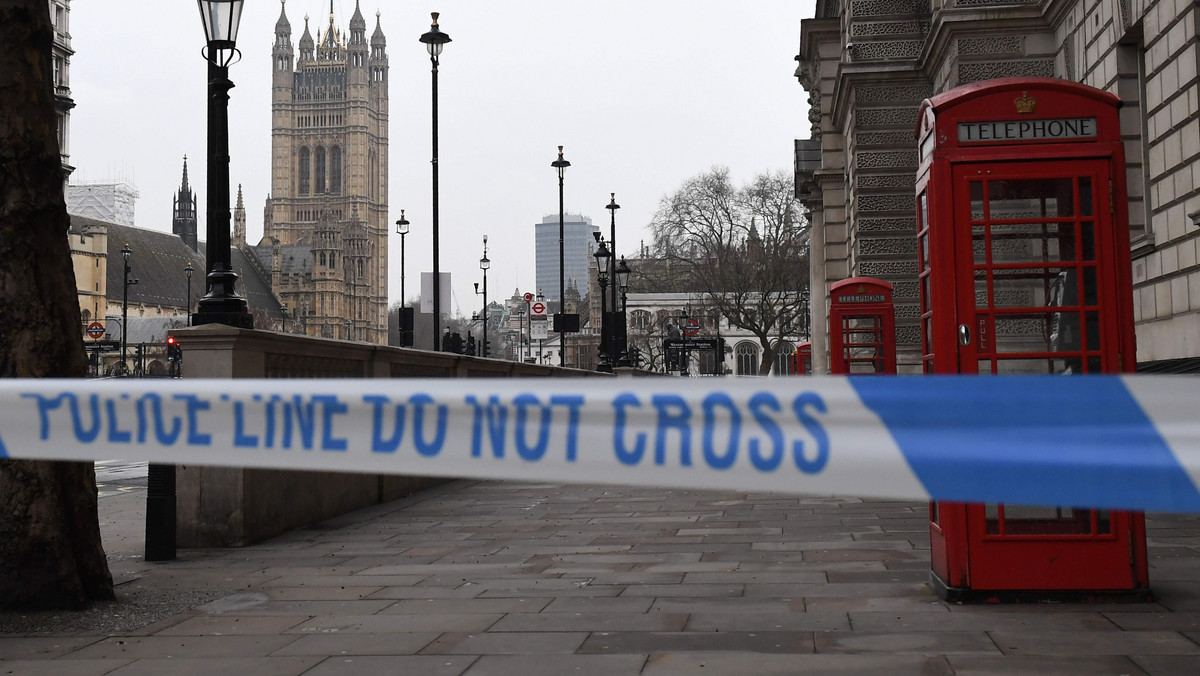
<box><xmin>648</xmin><ymin>167</ymin><xmax>809</xmax><ymax>374</ymax></box>
<box><xmin>0</xmin><ymin>0</ymin><xmax>114</xmax><ymax>608</ymax></box>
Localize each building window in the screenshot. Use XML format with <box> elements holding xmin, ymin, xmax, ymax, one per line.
<box><xmin>53</xmin><ymin>56</ymin><xmax>62</xmax><ymax>86</ymax></box>
<box><xmin>299</xmin><ymin>148</ymin><xmax>310</xmax><ymax>195</ymax></box>
<box><xmin>630</xmin><ymin>310</ymin><xmax>650</xmax><ymax>331</ymax></box>
<box><xmin>314</xmin><ymin>146</ymin><xmax>326</xmax><ymax>194</ymax></box>
<box><xmin>735</xmin><ymin>342</ymin><xmax>759</xmax><ymax>376</ymax></box>
<box><xmin>330</xmin><ymin>147</ymin><xmax>342</xmax><ymax>194</ymax></box>
<box><xmin>774</xmin><ymin>341</ymin><xmax>796</xmax><ymax>376</ymax></box>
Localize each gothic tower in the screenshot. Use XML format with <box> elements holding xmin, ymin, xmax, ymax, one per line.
<box><xmin>172</xmin><ymin>156</ymin><xmax>198</xmax><ymax>252</ymax></box>
<box><xmin>261</xmin><ymin>0</ymin><xmax>389</xmax><ymax>343</ymax></box>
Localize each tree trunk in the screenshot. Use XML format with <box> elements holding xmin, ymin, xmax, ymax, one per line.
<box><xmin>0</xmin><ymin>0</ymin><xmax>114</xmax><ymax>610</ymax></box>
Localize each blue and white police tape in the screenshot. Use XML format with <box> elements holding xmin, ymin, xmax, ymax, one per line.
<box><xmin>1</xmin><ymin>376</ymin><xmax>1198</xmax><ymax>513</ymax></box>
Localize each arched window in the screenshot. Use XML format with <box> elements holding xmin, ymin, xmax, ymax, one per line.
<box><xmin>330</xmin><ymin>147</ymin><xmax>342</xmax><ymax>194</ymax></box>
<box><xmin>329</xmin><ymin>253</ymin><xmax>335</xmax><ymax>268</ymax></box>
<box><xmin>299</xmin><ymin>148</ymin><xmax>310</xmax><ymax>195</ymax></box>
<box><xmin>774</xmin><ymin>341</ymin><xmax>796</xmax><ymax>376</ymax></box>
<box><xmin>314</xmin><ymin>146</ymin><xmax>326</xmax><ymax>194</ymax></box>
<box><xmin>319</xmin><ymin>252</ymin><xmax>326</xmax><ymax>266</ymax></box>
<box><xmin>735</xmin><ymin>342</ymin><xmax>760</xmax><ymax>376</ymax></box>
<box><xmin>630</xmin><ymin>310</ymin><xmax>650</xmax><ymax>331</ymax></box>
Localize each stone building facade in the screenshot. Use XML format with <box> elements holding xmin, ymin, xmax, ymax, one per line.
<box><xmin>254</xmin><ymin>1</ymin><xmax>390</xmax><ymax>344</ymax></box>
<box><xmin>797</xmin><ymin>0</ymin><xmax>1200</xmax><ymax>372</ymax></box>
<box><xmin>50</xmin><ymin>0</ymin><xmax>73</xmax><ymax>193</ymax></box>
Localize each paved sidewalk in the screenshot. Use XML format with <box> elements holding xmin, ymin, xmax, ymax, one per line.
<box><xmin>3</xmin><ymin>479</ymin><xmax>1200</xmax><ymax>674</ymax></box>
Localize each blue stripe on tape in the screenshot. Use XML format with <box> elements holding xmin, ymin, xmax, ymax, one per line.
<box><xmin>0</xmin><ymin>431</ymin><xmax>6</xmax><ymax>458</ymax></box>
<box><xmin>850</xmin><ymin>376</ymin><xmax>1200</xmax><ymax>512</ymax></box>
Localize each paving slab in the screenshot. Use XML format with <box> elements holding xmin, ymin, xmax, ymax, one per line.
<box><xmin>641</xmin><ymin>652</ymin><xmax>954</xmax><ymax>675</ymax></box>
<box><xmin>299</xmin><ymin>655</ymin><xmax>477</xmax><ymax>675</ymax></box>
<box><xmin>946</xmin><ymin>654</ymin><xmax>1148</xmax><ymax>675</ymax></box>
<box><xmin>578</xmin><ymin>630</ymin><xmax>814</xmax><ymax>654</ymax></box>
<box><xmin>461</xmin><ymin>654</ymin><xmax>647</xmax><ymax>676</ymax></box>
<box><xmin>419</xmin><ymin>631</ymin><xmax>588</xmax><ymax>654</ymax></box>
<box><xmin>0</xmin><ymin>659</ymin><xmax>133</xmax><ymax>675</ymax></box>
<box><xmin>989</xmin><ymin>629</ymin><xmax>1200</xmax><ymax>655</ymax></box>
<box><xmin>107</xmin><ymin>656</ymin><xmax>321</xmax><ymax>676</ymax></box>
<box><xmin>268</xmin><ymin>632</ymin><xmax>440</xmax><ymax>656</ymax></box>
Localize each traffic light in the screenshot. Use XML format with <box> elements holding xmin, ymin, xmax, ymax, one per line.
<box><xmin>166</xmin><ymin>336</ymin><xmax>182</xmax><ymax>363</ymax></box>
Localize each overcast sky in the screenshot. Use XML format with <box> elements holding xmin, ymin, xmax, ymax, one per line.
<box><xmin>68</xmin><ymin>0</ymin><xmax>812</xmax><ymax>316</ymax></box>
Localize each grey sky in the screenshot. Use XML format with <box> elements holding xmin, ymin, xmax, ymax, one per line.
<box><xmin>68</xmin><ymin>0</ymin><xmax>811</xmax><ymax>315</ymax></box>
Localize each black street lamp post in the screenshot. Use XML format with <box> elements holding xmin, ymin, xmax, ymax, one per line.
<box><xmin>593</xmin><ymin>234</ymin><xmax>612</xmax><ymax>373</ymax></box>
<box><xmin>184</xmin><ymin>261</ymin><xmax>194</xmax><ymax>327</ymax></box>
<box><xmin>800</xmin><ymin>289</ymin><xmax>812</xmax><ymax>341</ymax></box>
<box><xmin>395</xmin><ymin>211</ymin><xmax>411</xmax><ymax>347</ymax></box>
<box><xmin>420</xmin><ymin>13</ymin><xmax>451</xmax><ymax>351</ymax></box>
<box><xmin>605</xmin><ymin>193</ymin><xmax>621</xmax><ymax>366</ymax></box>
<box><xmin>193</xmin><ymin>0</ymin><xmax>253</xmax><ymax>329</ymax></box>
<box><xmin>615</xmin><ymin>256</ymin><xmax>632</xmax><ymax>366</ymax></box>
<box><xmin>551</xmin><ymin>146</ymin><xmax>571</xmax><ymax>367</ymax></box>
<box><xmin>474</xmin><ymin>237</ymin><xmax>489</xmax><ymax>358</ymax></box>
<box><xmin>120</xmin><ymin>242</ymin><xmax>138</xmax><ymax>374</ymax></box>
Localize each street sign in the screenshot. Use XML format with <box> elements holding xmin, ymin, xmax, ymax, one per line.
<box><xmin>663</xmin><ymin>337</ymin><xmax>721</xmax><ymax>351</ymax></box>
<box><xmin>531</xmin><ymin>316</ymin><xmax>549</xmax><ymax>340</ymax></box>
<box><xmin>684</xmin><ymin>318</ymin><xmax>701</xmax><ymax>336</ymax></box>
<box><xmin>86</xmin><ymin>322</ymin><xmax>105</xmax><ymax>339</ymax></box>
<box><xmin>523</xmin><ymin>292</ymin><xmax>534</xmax><ymax>303</ymax></box>
<box><xmin>531</xmin><ymin>302</ymin><xmax>546</xmax><ymax>316</ymax></box>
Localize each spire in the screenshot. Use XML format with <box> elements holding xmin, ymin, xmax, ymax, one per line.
<box><xmin>275</xmin><ymin>0</ymin><xmax>290</xmax><ymax>34</ymax></box>
<box><xmin>298</xmin><ymin>13</ymin><xmax>314</xmax><ymax>56</ymax></box>
<box><xmin>236</xmin><ymin>184</ymin><xmax>244</xmax><ymax>211</ymax></box>
<box><xmin>371</xmin><ymin>9</ymin><xmax>386</xmax><ymax>45</ymax></box>
<box><xmin>350</xmin><ymin>0</ymin><xmax>365</xmax><ymax>27</ymax></box>
<box><xmin>179</xmin><ymin>155</ymin><xmax>190</xmax><ymax>193</ymax></box>
<box><xmin>233</xmin><ymin>184</ymin><xmax>247</xmax><ymax>247</ymax></box>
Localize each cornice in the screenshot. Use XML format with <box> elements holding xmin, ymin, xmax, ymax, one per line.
<box><xmin>919</xmin><ymin>5</ymin><xmax>1051</xmax><ymax>81</ymax></box>
<box><xmin>831</xmin><ymin>62</ymin><xmax>927</xmax><ymax>130</ymax></box>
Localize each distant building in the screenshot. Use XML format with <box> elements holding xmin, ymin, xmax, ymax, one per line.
<box><xmin>254</xmin><ymin>1</ymin><xmax>391</xmax><ymax>344</ymax></box>
<box><xmin>535</xmin><ymin>213</ymin><xmax>600</xmax><ymax>303</ymax></box>
<box><xmin>68</xmin><ymin>180</ymin><xmax>139</xmax><ymax>226</ymax></box>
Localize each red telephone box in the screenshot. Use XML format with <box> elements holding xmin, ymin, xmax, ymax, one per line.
<box><xmin>915</xmin><ymin>77</ymin><xmax>1148</xmax><ymax>600</ymax></box>
<box><xmin>792</xmin><ymin>342</ymin><xmax>813</xmax><ymax>375</ymax></box>
<box><xmin>828</xmin><ymin>278</ymin><xmax>896</xmax><ymax>375</ymax></box>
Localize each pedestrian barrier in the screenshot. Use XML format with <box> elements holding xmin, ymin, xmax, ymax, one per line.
<box><xmin>2</xmin><ymin>376</ymin><xmax>1199</xmax><ymax>512</ymax></box>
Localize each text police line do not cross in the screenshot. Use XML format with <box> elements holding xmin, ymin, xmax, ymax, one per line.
<box><xmin>3</xmin><ymin>376</ymin><xmax>1200</xmax><ymax>512</ymax></box>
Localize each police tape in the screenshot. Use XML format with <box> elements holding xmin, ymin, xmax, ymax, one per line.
<box><xmin>1</xmin><ymin>376</ymin><xmax>1198</xmax><ymax>513</ymax></box>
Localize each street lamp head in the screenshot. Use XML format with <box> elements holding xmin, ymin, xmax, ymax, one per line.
<box><xmin>480</xmin><ymin>253</ymin><xmax>490</xmax><ymax>271</ymax></box>
<box><xmin>419</xmin><ymin>12</ymin><xmax>451</xmax><ymax>58</ymax></box>
<box><xmin>185</xmin><ymin>261</ymin><xmax>194</xmax><ymax>278</ymax></box>
<box><xmin>474</xmin><ymin>282</ymin><xmax>479</xmax><ymax>294</ymax></box>
<box><xmin>606</xmin><ymin>192</ymin><xmax>620</xmax><ymax>211</ymax></box>
<box><xmin>593</xmin><ymin>237</ymin><xmax>612</xmax><ymax>269</ymax></box>
<box><xmin>551</xmin><ymin>145</ymin><xmax>571</xmax><ymax>174</ymax></box>
<box><xmin>536</xmin><ymin>289</ymin><xmax>544</xmax><ymax>302</ymax></box>
<box><xmin>121</xmin><ymin>242</ymin><xmax>132</xmax><ymax>262</ymax></box>
<box><xmin>395</xmin><ymin>210</ymin><xmax>410</xmax><ymax>235</ymax></box>
<box><xmin>616</xmin><ymin>256</ymin><xmax>632</xmax><ymax>292</ymax></box>
<box><xmin>197</xmin><ymin>0</ymin><xmax>244</xmax><ymax>66</ymax></box>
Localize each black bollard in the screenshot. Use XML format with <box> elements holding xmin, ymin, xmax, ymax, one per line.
<box><xmin>144</xmin><ymin>463</ymin><xmax>177</xmax><ymax>561</ymax></box>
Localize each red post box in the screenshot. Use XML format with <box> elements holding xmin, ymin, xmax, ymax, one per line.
<box><xmin>792</xmin><ymin>342</ymin><xmax>813</xmax><ymax>375</ymax></box>
<box><xmin>828</xmin><ymin>277</ymin><xmax>896</xmax><ymax>376</ymax></box>
<box><xmin>915</xmin><ymin>77</ymin><xmax>1148</xmax><ymax>600</ymax></box>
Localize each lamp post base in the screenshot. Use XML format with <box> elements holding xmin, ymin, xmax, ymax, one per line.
<box><xmin>194</xmin><ymin>267</ymin><xmax>254</xmax><ymax>329</ymax></box>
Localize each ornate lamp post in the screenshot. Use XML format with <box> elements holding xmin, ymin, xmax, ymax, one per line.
<box><xmin>615</xmin><ymin>256</ymin><xmax>633</xmax><ymax>367</ymax></box>
<box><xmin>395</xmin><ymin>210</ymin><xmax>411</xmax><ymax>346</ymax></box>
<box><xmin>420</xmin><ymin>13</ymin><xmax>451</xmax><ymax>351</ymax></box>
<box><xmin>800</xmin><ymin>289</ymin><xmax>812</xmax><ymax>341</ymax></box>
<box><xmin>193</xmin><ymin>0</ymin><xmax>253</xmax><ymax>329</ymax></box>
<box><xmin>551</xmin><ymin>146</ymin><xmax>571</xmax><ymax>366</ymax></box>
<box><xmin>120</xmin><ymin>242</ymin><xmax>138</xmax><ymax>374</ymax></box>
<box><xmin>474</xmin><ymin>236</ymin><xmax>490</xmax><ymax>357</ymax></box>
<box><xmin>593</xmin><ymin>234</ymin><xmax>613</xmax><ymax>373</ymax></box>
<box><xmin>184</xmin><ymin>261</ymin><xmax>193</xmax><ymax>327</ymax></box>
